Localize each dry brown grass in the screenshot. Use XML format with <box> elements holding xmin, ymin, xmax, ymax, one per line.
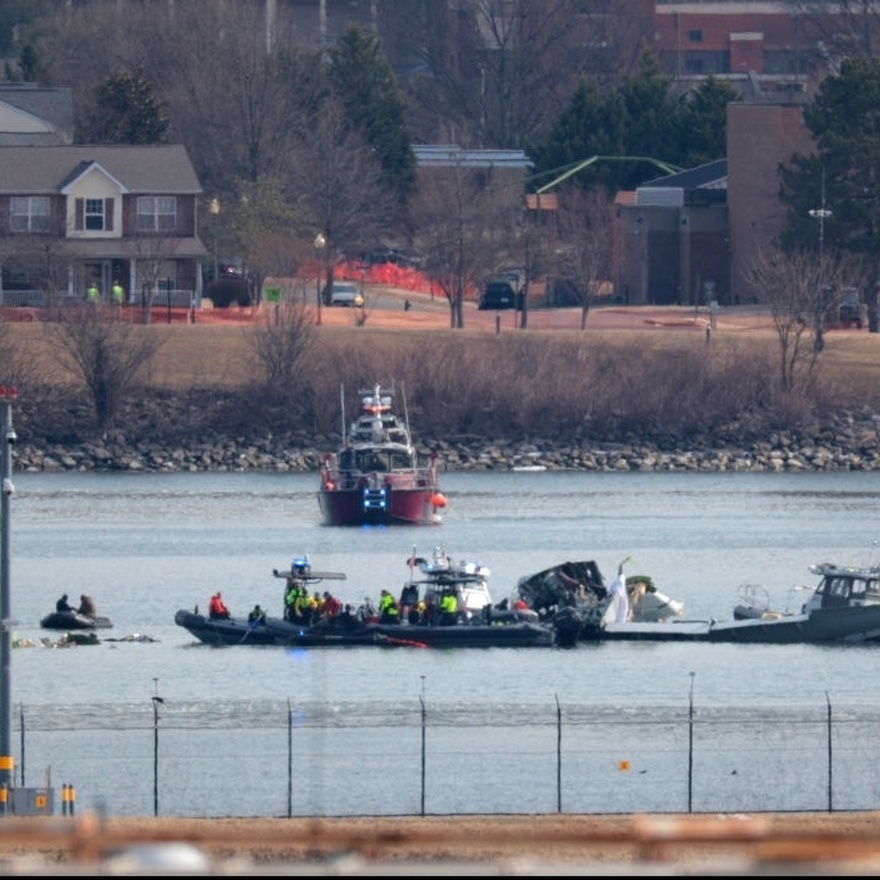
<box><xmin>9</xmin><ymin>304</ymin><xmax>880</xmax><ymax>446</ymax></box>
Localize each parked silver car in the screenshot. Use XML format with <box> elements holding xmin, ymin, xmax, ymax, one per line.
<box><xmin>322</xmin><ymin>281</ymin><xmax>365</xmax><ymax>307</ymax></box>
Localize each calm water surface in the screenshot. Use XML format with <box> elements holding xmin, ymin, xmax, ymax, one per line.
<box><xmin>7</xmin><ymin>469</ymin><xmax>880</xmax><ymax>816</ymax></box>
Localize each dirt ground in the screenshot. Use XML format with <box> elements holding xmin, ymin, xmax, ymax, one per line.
<box><xmin>5</xmin><ymin>812</ymin><xmax>880</xmax><ymax>872</ymax></box>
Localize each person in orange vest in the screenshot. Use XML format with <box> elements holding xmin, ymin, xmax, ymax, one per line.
<box><xmin>209</xmin><ymin>591</ymin><xmax>230</xmax><ymax>620</ymax></box>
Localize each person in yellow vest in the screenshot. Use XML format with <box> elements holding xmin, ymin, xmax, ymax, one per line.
<box><xmin>112</xmin><ymin>280</ymin><xmax>124</xmax><ymax>305</ymax></box>
<box><xmin>86</xmin><ymin>281</ymin><xmax>99</xmax><ymax>303</ymax></box>
<box><xmin>439</xmin><ymin>590</ymin><xmax>458</xmax><ymax>626</ymax></box>
<box><xmin>378</xmin><ymin>589</ymin><xmax>399</xmax><ymax>624</ymax></box>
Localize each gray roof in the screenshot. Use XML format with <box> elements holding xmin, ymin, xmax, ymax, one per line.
<box><xmin>0</xmin><ymin>84</ymin><xmax>74</xmax><ymax>143</ymax></box>
<box><xmin>642</xmin><ymin>159</ymin><xmax>727</xmax><ymax>191</ymax></box>
<box><xmin>0</xmin><ymin>145</ymin><xmax>202</xmax><ymax>194</ymax></box>
<box><xmin>414</xmin><ymin>144</ymin><xmax>532</xmax><ymax>169</ymax></box>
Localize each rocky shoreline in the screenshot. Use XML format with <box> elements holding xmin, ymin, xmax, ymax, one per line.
<box><xmin>11</xmin><ymin>410</ymin><xmax>880</xmax><ymax>474</ymax></box>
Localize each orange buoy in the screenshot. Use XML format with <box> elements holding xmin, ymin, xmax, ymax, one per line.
<box><xmin>431</xmin><ymin>493</ymin><xmax>447</xmax><ymax>509</ymax></box>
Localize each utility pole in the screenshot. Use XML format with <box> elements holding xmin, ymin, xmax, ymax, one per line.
<box><xmin>809</xmin><ymin>168</ymin><xmax>832</xmax><ymax>352</ymax></box>
<box><xmin>0</xmin><ymin>386</ymin><xmax>17</xmax><ymax>800</ymax></box>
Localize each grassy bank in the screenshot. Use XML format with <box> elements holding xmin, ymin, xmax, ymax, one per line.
<box><xmin>6</xmin><ymin>309</ymin><xmax>880</xmax><ymax>451</ymax></box>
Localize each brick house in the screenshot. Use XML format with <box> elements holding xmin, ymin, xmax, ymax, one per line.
<box><xmin>0</xmin><ymin>145</ymin><xmax>206</xmax><ymax>307</ymax></box>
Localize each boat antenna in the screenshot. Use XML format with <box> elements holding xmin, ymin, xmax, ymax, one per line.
<box><xmin>401</xmin><ymin>381</ymin><xmax>412</xmax><ymax>439</ymax></box>
<box><xmin>339</xmin><ymin>383</ymin><xmax>346</xmax><ymax>442</ymax></box>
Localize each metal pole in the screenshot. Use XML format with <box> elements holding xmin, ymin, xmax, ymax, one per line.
<box><xmin>555</xmin><ymin>693</ymin><xmax>562</xmax><ymax>813</ymax></box>
<box><xmin>0</xmin><ymin>387</ymin><xmax>16</xmax><ymax>800</ymax></box>
<box><xmin>287</xmin><ymin>699</ymin><xmax>292</xmax><ymax>818</ymax></box>
<box><xmin>314</xmin><ymin>233</ymin><xmax>325</xmax><ymax>326</ymax></box>
<box><xmin>826</xmin><ymin>690</ymin><xmax>833</xmax><ymax>813</ymax></box>
<box><xmin>419</xmin><ymin>676</ymin><xmax>426</xmax><ymax>817</ymax></box>
<box><xmin>166</xmin><ymin>278</ymin><xmax>172</xmax><ymax>324</ymax></box>
<box><xmin>151</xmin><ymin>679</ymin><xmax>163</xmax><ymax>817</ymax></box>
<box><xmin>687</xmin><ymin>671</ymin><xmax>695</xmax><ymax>814</ymax></box>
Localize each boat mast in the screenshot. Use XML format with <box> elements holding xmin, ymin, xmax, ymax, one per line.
<box><xmin>401</xmin><ymin>382</ymin><xmax>412</xmax><ymax>439</ymax></box>
<box><xmin>339</xmin><ymin>384</ymin><xmax>346</xmax><ymax>443</ymax></box>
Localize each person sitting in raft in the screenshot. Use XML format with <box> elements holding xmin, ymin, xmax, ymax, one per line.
<box><xmin>321</xmin><ymin>591</ymin><xmax>342</xmax><ymax>619</ymax></box>
<box><xmin>56</xmin><ymin>594</ymin><xmax>74</xmax><ymax>613</ymax></box>
<box><xmin>209</xmin><ymin>591</ymin><xmax>231</xmax><ymax>620</ymax></box>
<box><xmin>78</xmin><ymin>594</ymin><xmax>97</xmax><ymax>617</ymax></box>
<box><xmin>247</xmin><ymin>604</ymin><xmax>266</xmax><ymax>625</ymax></box>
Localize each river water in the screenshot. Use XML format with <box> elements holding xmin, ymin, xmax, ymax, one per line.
<box><xmin>7</xmin><ymin>468</ymin><xmax>880</xmax><ymax>817</ymax></box>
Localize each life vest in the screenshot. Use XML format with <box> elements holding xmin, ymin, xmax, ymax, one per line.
<box><xmin>379</xmin><ymin>593</ymin><xmax>398</xmax><ymax>617</ymax></box>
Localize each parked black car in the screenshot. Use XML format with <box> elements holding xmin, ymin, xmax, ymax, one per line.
<box><xmin>839</xmin><ymin>288</ymin><xmax>862</xmax><ymax>328</ymax></box>
<box><xmin>478</xmin><ymin>270</ymin><xmax>525</xmax><ymax>310</ymax></box>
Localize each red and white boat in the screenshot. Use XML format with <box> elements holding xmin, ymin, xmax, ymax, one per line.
<box><xmin>318</xmin><ymin>384</ymin><xmax>446</xmax><ymax>526</ymax></box>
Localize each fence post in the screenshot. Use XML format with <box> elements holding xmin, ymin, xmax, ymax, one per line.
<box><xmin>555</xmin><ymin>694</ymin><xmax>562</xmax><ymax>813</ymax></box>
<box><xmin>287</xmin><ymin>699</ymin><xmax>293</xmax><ymax>818</ymax></box>
<box><xmin>688</xmin><ymin>672</ymin><xmax>695</xmax><ymax>814</ymax></box>
<box><xmin>152</xmin><ymin>681</ymin><xmax>163</xmax><ymax>817</ymax></box>
<box><xmin>826</xmin><ymin>691</ymin><xmax>833</xmax><ymax>813</ymax></box>
<box><xmin>419</xmin><ymin>685</ymin><xmax>426</xmax><ymax>817</ymax></box>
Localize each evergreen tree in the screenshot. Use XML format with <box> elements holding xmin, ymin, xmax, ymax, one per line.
<box><xmin>528</xmin><ymin>52</ymin><xmax>734</xmax><ymax>192</ymax></box>
<box><xmin>327</xmin><ymin>25</ymin><xmax>416</xmax><ymax>204</ymax></box>
<box><xmin>676</xmin><ymin>76</ymin><xmax>741</xmax><ymax>169</ymax></box>
<box><xmin>780</xmin><ymin>56</ymin><xmax>880</xmax><ymax>331</ymax></box>
<box><xmin>80</xmin><ymin>67</ymin><xmax>169</xmax><ymax>145</ymax></box>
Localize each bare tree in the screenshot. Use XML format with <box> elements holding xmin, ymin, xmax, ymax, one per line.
<box><xmin>784</xmin><ymin>1</ymin><xmax>880</xmax><ymax>69</ymax></box>
<box><xmin>412</xmin><ymin>165</ymin><xmax>503</xmax><ymax>329</ymax></box>
<box><xmin>49</xmin><ymin>305</ymin><xmax>167</xmax><ymax>428</ymax></box>
<box><xmin>746</xmin><ymin>245</ymin><xmax>852</xmax><ymax>390</ymax></box>
<box><xmin>395</xmin><ymin>0</ymin><xmax>653</xmax><ymax>148</ymax></box>
<box><xmin>132</xmin><ymin>235</ymin><xmax>183</xmax><ymax>323</ymax></box>
<box><xmin>553</xmin><ymin>189</ymin><xmax>615</xmax><ymax>330</ymax></box>
<box><xmin>245</xmin><ymin>301</ymin><xmax>313</xmax><ymax>391</ymax></box>
<box><xmin>3</xmin><ymin>234</ymin><xmax>72</xmax><ymax>308</ymax></box>
<box><xmin>291</xmin><ymin>98</ymin><xmax>393</xmax><ymax>294</ymax></box>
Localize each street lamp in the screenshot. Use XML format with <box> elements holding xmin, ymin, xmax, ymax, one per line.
<box><xmin>809</xmin><ymin>169</ymin><xmax>832</xmax><ymax>351</ymax></box>
<box><xmin>314</xmin><ymin>232</ymin><xmax>326</xmax><ymax>326</ymax></box>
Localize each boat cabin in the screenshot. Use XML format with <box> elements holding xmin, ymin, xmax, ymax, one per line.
<box><xmin>340</xmin><ymin>447</ymin><xmax>417</xmax><ymax>473</ymax></box>
<box><xmin>806</xmin><ymin>563</ymin><xmax>880</xmax><ymax>612</ymax></box>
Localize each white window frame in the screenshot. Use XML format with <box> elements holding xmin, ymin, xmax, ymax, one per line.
<box><xmin>84</xmin><ymin>198</ymin><xmax>105</xmax><ymax>231</ymax></box>
<box><xmin>10</xmin><ymin>197</ymin><xmax>51</xmax><ymax>232</ymax></box>
<box><xmin>136</xmin><ymin>196</ymin><xmax>177</xmax><ymax>232</ymax></box>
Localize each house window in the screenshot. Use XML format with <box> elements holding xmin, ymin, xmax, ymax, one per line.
<box><xmin>688</xmin><ymin>30</ymin><xmax>703</xmax><ymax>43</ymax></box>
<box><xmin>137</xmin><ymin>196</ymin><xmax>177</xmax><ymax>232</ymax></box>
<box><xmin>85</xmin><ymin>198</ymin><xmax>105</xmax><ymax>231</ymax></box>
<box><xmin>10</xmin><ymin>197</ymin><xmax>50</xmax><ymax>232</ymax></box>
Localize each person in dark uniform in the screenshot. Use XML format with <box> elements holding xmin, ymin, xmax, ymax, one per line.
<box><xmin>56</xmin><ymin>594</ymin><xmax>74</xmax><ymax>613</ymax></box>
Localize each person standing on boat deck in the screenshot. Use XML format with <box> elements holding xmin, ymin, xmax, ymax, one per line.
<box><xmin>284</xmin><ymin>578</ymin><xmax>303</xmax><ymax>622</ymax></box>
<box><xmin>78</xmin><ymin>594</ymin><xmax>97</xmax><ymax>617</ymax></box>
<box><xmin>209</xmin><ymin>591</ymin><xmax>231</xmax><ymax>620</ymax></box>
<box><xmin>379</xmin><ymin>589</ymin><xmax>399</xmax><ymax>624</ymax></box>
<box><xmin>439</xmin><ymin>590</ymin><xmax>458</xmax><ymax>626</ymax></box>
<box><xmin>399</xmin><ymin>583</ymin><xmax>419</xmax><ymax>623</ymax></box>
<box><xmin>56</xmin><ymin>594</ymin><xmax>74</xmax><ymax>613</ymax></box>
<box><xmin>248</xmin><ymin>604</ymin><xmax>266</xmax><ymax>625</ymax></box>
<box><xmin>606</xmin><ymin>557</ymin><xmax>633</xmax><ymax>624</ymax></box>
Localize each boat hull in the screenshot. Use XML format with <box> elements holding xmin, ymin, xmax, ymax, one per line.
<box><xmin>174</xmin><ymin>609</ymin><xmax>279</xmax><ymax>646</ymax></box>
<box><xmin>318</xmin><ymin>484</ymin><xmax>437</xmax><ymax>526</ymax></box>
<box><xmin>176</xmin><ymin>609</ymin><xmax>554</xmax><ymax>648</ymax></box>
<box><xmin>597</xmin><ymin>604</ymin><xmax>880</xmax><ymax>644</ymax></box>
<box><xmin>40</xmin><ymin>611</ymin><xmax>113</xmax><ymax>630</ymax></box>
